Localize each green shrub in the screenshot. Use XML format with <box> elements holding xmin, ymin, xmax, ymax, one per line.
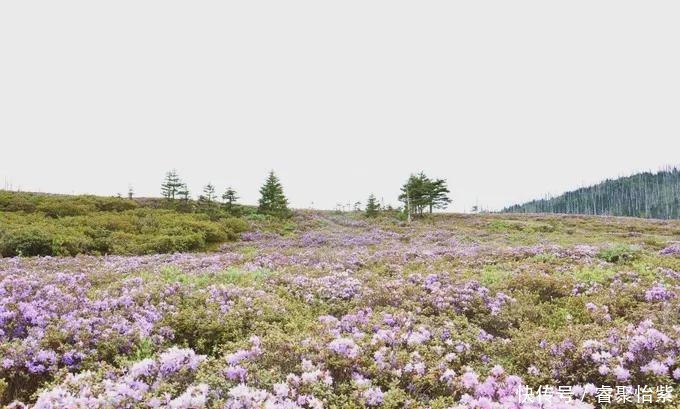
<box><xmin>37</xmin><ymin>200</ymin><xmax>96</xmax><ymax>217</ymax></box>
<box><xmin>0</xmin><ymin>197</ymin><xmax>253</xmax><ymax>257</ymax></box>
<box><xmin>221</xmin><ymin>217</ymin><xmax>250</xmax><ymax>240</ymax></box>
<box><xmin>505</xmin><ymin>272</ymin><xmax>574</xmax><ymax>301</ymax></box>
<box><xmin>597</xmin><ymin>244</ymin><xmax>640</xmax><ymax>263</ymax></box>
<box><xmin>0</xmin><ymin>227</ymin><xmax>54</xmax><ymax>257</ymax></box>
<box><xmin>0</xmin><ymin>191</ymin><xmax>37</xmax><ymax>212</ymax></box>
<box><xmin>0</xmin><ymin>192</ymin><xmax>139</xmax><ymax>216</ymax></box>
<box><xmin>573</xmin><ymin>266</ymin><xmax>616</xmax><ymax>283</ymax></box>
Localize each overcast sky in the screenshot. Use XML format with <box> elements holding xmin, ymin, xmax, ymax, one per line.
<box><xmin>1</xmin><ymin>1</ymin><xmax>679</xmax><ymax>212</ymax></box>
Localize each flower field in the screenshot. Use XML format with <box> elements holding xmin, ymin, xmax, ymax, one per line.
<box><xmin>2</xmin><ymin>212</ymin><xmax>680</xmax><ymax>408</ymax></box>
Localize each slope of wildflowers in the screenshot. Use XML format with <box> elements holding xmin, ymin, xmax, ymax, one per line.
<box><xmin>1</xmin><ymin>211</ymin><xmax>680</xmax><ymax>408</ymax></box>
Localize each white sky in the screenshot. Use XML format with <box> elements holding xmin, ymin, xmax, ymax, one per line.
<box><xmin>1</xmin><ymin>1</ymin><xmax>679</xmax><ymax>212</ymax></box>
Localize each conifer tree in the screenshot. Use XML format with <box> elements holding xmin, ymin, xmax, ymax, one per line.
<box><xmin>177</xmin><ymin>183</ymin><xmax>190</xmax><ymax>202</ymax></box>
<box><xmin>427</xmin><ymin>178</ymin><xmax>452</xmax><ymax>213</ymax></box>
<box><xmin>365</xmin><ymin>194</ymin><xmax>380</xmax><ymax>217</ymax></box>
<box><xmin>200</xmin><ymin>183</ymin><xmax>217</xmax><ymax>203</ymax></box>
<box><xmin>161</xmin><ymin>170</ymin><xmax>183</xmax><ymax>200</ymax></box>
<box><xmin>258</xmin><ymin>171</ymin><xmax>289</xmax><ymax>216</ymax></box>
<box><xmin>222</xmin><ymin>187</ymin><xmax>239</xmax><ymax>213</ymax></box>
<box><xmin>399</xmin><ymin>172</ymin><xmax>430</xmax><ymax>217</ymax></box>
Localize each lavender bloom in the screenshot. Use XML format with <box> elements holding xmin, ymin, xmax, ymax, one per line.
<box><xmin>363</xmin><ymin>387</ymin><xmax>384</xmax><ymax>406</ymax></box>
<box><xmin>613</xmin><ymin>365</ymin><xmax>630</xmax><ymax>381</ymax></box>
<box><xmin>224</xmin><ymin>365</ymin><xmax>248</xmax><ymax>381</ymax></box>
<box><xmin>641</xmin><ymin>359</ymin><xmax>668</xmax><ymax>376</ymax></box>
<box><xmin>461</xmin><ymin>370</ymin><xmax>479</xmax><ymax>388</ymax></box>
<box><xmin>660</xmin><ymin>245</ymin><xmax>680</xmax><ymax>255</ymax></box>
<box><xmin>328</xmin><ymin>337</ymin><xmax>361</xmax><ymax>359</ymax></box>
<box><xmin>158</xmin><ymin>347</ymin><xmax>205</xmax><ymax>377</ymax></box>
<box><xmin>644</xmin><ymin>283</ymin><xmax>675</xmax><ymax>302</ymax></box>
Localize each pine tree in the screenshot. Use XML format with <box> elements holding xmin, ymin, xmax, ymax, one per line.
<box><xmin>398</xmin><ymin>172</ymin><xmax>430</xmax><ymax>218</ymax></box>
<box><xmin>222</xmin><ymin>187</ymin><xmax>239</xmax><ymax>213</ymax></box>
<box><xmin>365</xmin><ymin>194</ymin><xmax>380</xmax><ymax>217</ymax></box>
<box><xmin>177</xmin><ymin>183</ymin><xmax>190</xmax><ymax>202</ymax></box>
<box><xmin>200</xmin><ymin>183</ymin><xmax>217</xmax><ymax>203</ymax></box>
<box><xmin>427</xmin><ymin>178</ymin><xmax>452</xmax><ymax>213</ymax></box>
<box><xmin>258</xmin><ymin>171</ymin><xmax>289</xmax><ymax>216</ymax></box>
<box><xmin>161</xmin><ymin>170</ymin><xmax>183</xmax><ymax>200</ymax></box>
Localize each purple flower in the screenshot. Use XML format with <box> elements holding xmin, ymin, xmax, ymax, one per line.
<box><xmin>613</xmin><ymin>365</ymin><xmax>630</xmax><ymax>381</ymax></box>
<box><xmin>328</xmin><ymin>337</ymin><xmax>361</xmax><ymax>359</ymax></box>
<box><xmin>363</xmin><ymin>387</ymin><xmax>384</xmax><ymax>406</ymax></box>
<box><xmin>440</xmin><ymin>369</ymin><xmax>457</xmax><ymax>385</ymax></box>
<box><xmin>273</xmin><ymin>382</ymin><xmax>289</xmax><ymax>397</ymax></box>
<box><xmin>224</xmin><ymin>365</ymin><xmax>248</xmax><ymax>381</ymax></box>
<box><xmin>673</xmin><ymin>368</ymin><xmax>680</xmax><ymax>380</ymax></box>
<box><xmin>490</xmin><ymin>365</ymin><xmax>504</xmax><ymax>377</ymax></box>
<box><xmin>461</xmin><ymin>370</ymin><xmax>479</xmax><ymax>388</ymax></box>
<box><xmin>641</xmin><ymin>359</ymin><xmax>668</xmax><ymax>376</ymax></box>
<box><xmin>61</xmin><ymin>351</ymin><xmax>84</xmax><ymax>367</ymax></box>
<box><xmin>660</xmin><ymin>245</ymin><xmax>680</xmax><ymax>255</ymax></box>
<box><xmin>645</xmin><ymin>283</ymin><xmax>675</xmax><ymax>302</ymax></box>
<box><xmin>158</xmin><ymin>347</ymin><xmax>205</xmax><ymax>377</ymax></box>
<box><xmin>130</xmin><ymin>358</ymin><xmax>156</xmax><ymax>378</ymax></box>
<box><xmin>404</xmin><ymin>327</ymin><xmax>431</xmax><ymax>346</ymax></box>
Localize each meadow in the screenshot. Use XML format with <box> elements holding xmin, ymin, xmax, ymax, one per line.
<box><xmin>1</xmin><ymin>210</ymin><xmax>680</xmax><ymax>408</ymax></box>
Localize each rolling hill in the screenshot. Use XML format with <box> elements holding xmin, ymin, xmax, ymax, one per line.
<box><xmin>503</xmin><ymin>167</ymin><xmax>680</xmax><ymax>219</ymax></box>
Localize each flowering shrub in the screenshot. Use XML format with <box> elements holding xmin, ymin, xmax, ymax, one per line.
<box><xmin>660</xmin><ymin>244</ymin><xmax>680</xmax><ymax>256</ymax></box>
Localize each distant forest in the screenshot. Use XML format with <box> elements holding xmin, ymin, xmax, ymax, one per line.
<box><xmin>503</xmin><ymin>167</ymin><xmax>680</xmax><ymax>219</ymax></box>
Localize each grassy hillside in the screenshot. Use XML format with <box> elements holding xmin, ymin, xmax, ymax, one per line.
<box><xmin>504</xmin><ymin>167</ymin><xmax>680</xmax><ymax>219</ymax></box>
<box><xmin>0</xmin><ymin>191</ymin><xmax>250</xmax><ymax>257</ymax></box>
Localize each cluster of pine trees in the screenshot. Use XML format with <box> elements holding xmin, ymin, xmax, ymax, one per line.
<box><xmin>160</xmin><ymin>170</ymin><xmax>289</xmax><ymax>217</ymax></box>
<box><xmin>342</xmin><ymin>173</ymin><xmax>451</xmax><ymax>219</ymax></box>
<box><xmin>160</xmin><ymin>170</ymin><xmax>191</xmax><ymax>201</ymax></box>
<box><xmin>398</xmin><ymin>172</ymin><xmax>451</xmax><ymax>219</ymax></box>
<box><xmin>504</xmin><ymin>167</ymin><xmax>680</xmax><ymax>219</ymax></box>
<box><xmin>158</xmin><ymin>169</ymin><xmax>453</xmax><ymax>219</ymax></box>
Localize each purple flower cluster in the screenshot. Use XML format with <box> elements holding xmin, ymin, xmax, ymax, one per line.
<box><xmin>328</xmin><ymin>337</ymin><xmax>361</xmax><ymax>359</ymax></box>
<box><xmin>28</xmin><ymin>347</ymin><xmax>205</xmax><ymax>409</ymax></box>
<box><xmin>0</xmin><ymin>270</ymin><xmax>174</xmax><ymax>383</ymax></box>
<box><xmin>281</xmin><ymin>270</ymin><xmax>366</xmax><ymax>303</ymax></box>
<box><xmin>576</xmin><ymin>320</ymin><xmax>679</xmax><ymax>383</ymax></box>
<box><xmin>410</xmin><ymin>274</ymin><xmax>513</xmax><ymax>316</ymax></box>
<box><xmin>451</xmin><ymin>367</ymin><xmax>595</xmax><ymax>408</ymax></box>
<box><xmin>660</xmin><ymin>244</ymin><xmax>680</xmax><ymax>256</ymax></box>
<box><xmin>644</xmin><ymin>283</ymin><xmax>676</xmax><ymax>302</ymax></box>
